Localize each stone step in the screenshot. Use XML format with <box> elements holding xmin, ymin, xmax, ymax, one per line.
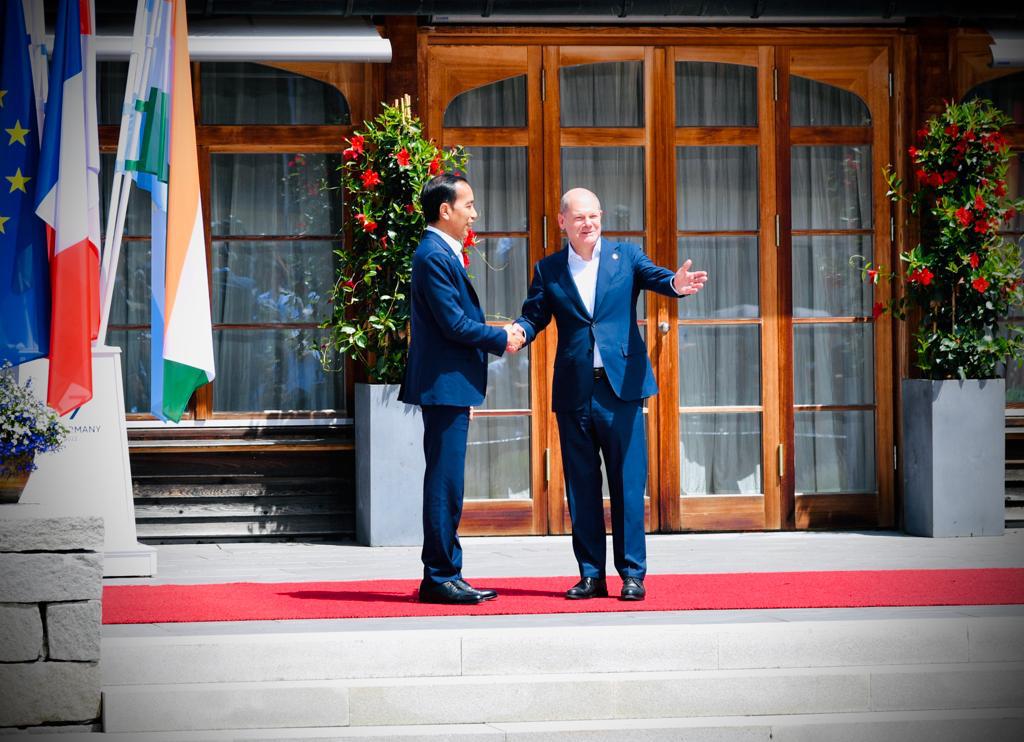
<box><xmin>101</xmin><ymin>614</ymin><xmax>1024</xmax><ymax>686</ymax></box>
<box><xmin>14</xmin><ymin>709</ymin><xmax>1024</xmax><ymax>741</ymax></box>
<box><xmin>101</xmin><ymin>662</ymin><xmax>1024</xmax><ymax>733</ymax></box>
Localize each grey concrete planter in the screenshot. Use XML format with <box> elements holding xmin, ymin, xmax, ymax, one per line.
<box><xmin>355</xmin><ymin>383</ymin><xmax>424</xmax><ymax>546</ymax></box>
<box><xmin>902</xmin><ymin>379</ymin><xmax>1005</xmax><ymax>537</ymax></box>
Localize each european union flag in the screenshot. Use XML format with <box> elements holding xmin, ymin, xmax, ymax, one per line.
<box><xmin>0</xmin><ymin>0</ymin><xmax>49</xmax><ymax>367</ymax></box>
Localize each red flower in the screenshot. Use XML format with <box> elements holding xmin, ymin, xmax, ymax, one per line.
<box><xmin>405</xmin><ymin>203</ymin><xmax>416</xmax><ymax>214</ymax></box>
<box><xmin>995</xmin><ymin>181</ymin><xmax>1007</xmax><ymax>197</ymax></box>
<box><xmin>969</xmin><ymin>253</ymin><xmax>980</xmax><ymax>269</ymax></box>
<box><xmin>955</xmin><ymin>207</ymin><xmax>973</xmax><ymax>227</ymax></box>
<box><xmin>945</xmin><ymin>123</ymin><xmax>960</xmax><ymax>137</ymax></box>
<box><xmin>915</xmin><ymin>169</ymin><xmax>928</xmax><ymax>183</ymax></box>
<box><xmin>355</xmin><ymin>212</ymin><xmax>366</xmax><ymax>224</ymax></box>
<box><xmin>428</xmin><ymin>155</ymin><xmax>442</xmax><ymax>176</ymax></box>
<box><xmin>867</xmin><ymin>268</ymin><xmax>879</xmax><ymax>283</ymax></box>
<box><xmin>907</xmin><ymin>146</ymin><xmax>918</xmax><ymax>161</ymax></box>
<box><xmin>872</xmin><ymin>301</ymin><xmax>885</xmax><ymax>319</ymax></box>
<box><xmin>972</xmin><ymin>276</ymin><xmax>990</xmax><ymax>293</ymax></box>
<box><xmin>380</xmin><ymin>235</ymin><xmax>388</xmax><ymax>248</ymax></box>
<box><xmin>342</xmin><ymin>279</ymin><xmax>355</xmax><ymax>289</ymax></box>
<box><xmin>360</xmin><ymin>169</ymin><xmax>382</xmax><ymax>189</ymax></box>
<box><xmin>462</xmin><ymin>249</ymin><xmax>471</xmax><ymax>269</ymax></box>
<box><xmin>909</xmin><ymin>268</ymin><xmax>934</xmax><ymax>286</ymax></box>
<box><xmin>964</xmin><ymin>128</ymin><xmax>976</xmax><ymax>142</ymax></box>
<box><xmin>942</xmin><ymin>170</ymin><xmax>956</xmax><ymax>184</ymax></box>
<box><xmin>916</xmin><ymin>127</ymin><xmax>929</xmax><ymax>142</ymax></box>
<box><xmin>343</xmin><ymin>135</ymin><xmax>365</xmax><ymax>160</ymax></box>
<box><xmin>973</xmin><ymin>219</ymin><xmax>991</xmax><ymax>234</ymax></box>
<box><xmin>974</xmin><ymin>193</ymin><xmax>987</xmax><ymax>211</ymax></box>
<box><xmin>1006</xmin><ymin>207</ymin><xmax>1018</xmax><ymax>223</ymax></box>
<box><xmin>395</xmin><ymin>148</ymin><xmax>411</xmax><ymax>167</ymax></box>
<box><xmin>362</xmin><ymin>220</ymin><xmax>377</xmax><ymax>233</ymax></box>
<box><xmin>463</xmin><ymin>229</ymin><xmax>478</xmax><ymax>248</ymax></box>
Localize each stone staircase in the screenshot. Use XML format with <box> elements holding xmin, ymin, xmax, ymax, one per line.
<box><xmin>86</xmin><ymin>608</ymin><xmax>1024</xmax><ymax>741</ymax></box>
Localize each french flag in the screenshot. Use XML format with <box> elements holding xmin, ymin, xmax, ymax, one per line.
<box><xmin>35</xmin><ymin>0</ymin><xmax>101</xmax><ymax>415</ymax></box>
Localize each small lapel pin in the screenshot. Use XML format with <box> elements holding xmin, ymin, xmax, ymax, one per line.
<box><xmin>612</xmin><ymin>253</ymin><xmax>619</xmax><ymax>260</ymax></box>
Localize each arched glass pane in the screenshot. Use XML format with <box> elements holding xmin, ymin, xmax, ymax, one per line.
<box><xmin>791</xmin><ymin>75</ymin><xmax>871</xmax><ymax>127</ymax></box>
<box><xmin>201</xmin><ymin>63</ymin><xmax>349</xmax><ymax>125</ymax></box>
<box><xmin>676</xmin><ymin>61</ymin><xmax>757</xmax><ymax>127</ymax></box>
<box><xmin>965</xmin><ymin>71</ymin><xmax>1024</xmax><ymax>125</ymax></box>
<box><xmin>560</xmin><ymin>61</ymin><xmax>643</xmax><ymax>127</ymax></box>
<box><xmin>444</xmin><ymin>75</ymin><xmax>527</xmax><ymax>127</ymax></box>
<box><xmin>97</xmin><ymin>61</ymin><xmax>128</xmax><ymax>125</ymax></box>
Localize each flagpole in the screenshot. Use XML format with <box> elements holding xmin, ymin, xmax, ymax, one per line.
<box><xmin>22</xmin><ymin>0</ymin><xmax>47</xmax><ymax>133</ymax></box>
<box><xmin>97</xmin><ymin>0</ymin><xmax>155</xmax><ymax>346</ymax></box>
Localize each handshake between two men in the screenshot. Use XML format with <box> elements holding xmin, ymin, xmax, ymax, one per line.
<box><xmin>501</xmin><ymin>257</ymin><xmax>708</xmax><ymax>355</ymax></box>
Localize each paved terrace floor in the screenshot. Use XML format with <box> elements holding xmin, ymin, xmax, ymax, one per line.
<box><xmin>107</xmin><ymin>530</ymin><xmax>1024</xmax><ymax>588</ymax></box>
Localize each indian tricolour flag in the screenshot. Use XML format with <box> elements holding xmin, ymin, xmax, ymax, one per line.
<box><xmin>116</xmin><ymin>0</ymin><xmax>214</xmax><ymax>421</ymax></box>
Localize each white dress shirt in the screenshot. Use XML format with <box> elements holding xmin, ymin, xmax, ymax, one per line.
<box><xmin>567</xmin><ymin>239</ymin><xmax>604</xmax><ymax>369</ymax></box>
<box><xmin>427</xmin><ymin>225</ymin><xmax>465</xmax><ymax>264</ymax></box>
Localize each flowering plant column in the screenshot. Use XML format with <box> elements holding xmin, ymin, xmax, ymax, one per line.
<box><xmin>320</xmin><ymin>97</ymin><xmax>469</xmax><ymax>383</ymax></box>
<box><xmin>866</xmin><ymin>99</ymin><xmax>1024</xmax><ymax>379</ymax></box>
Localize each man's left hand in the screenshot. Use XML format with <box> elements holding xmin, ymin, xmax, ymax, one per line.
<box><xmin>673</xmin><ymin>259</ymin><xmax>708</xmax><ymax>296</ymax></box>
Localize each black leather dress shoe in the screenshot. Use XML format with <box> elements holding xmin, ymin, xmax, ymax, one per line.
<box><xmin>565</xmin><ymin>577</ymin><xmax>608</xmax><ymax>599</ymax></box>
<box><xmin>620</xmin><ymin>576</ymin><xmax>646</xmax><ymax>601</ymax></box>
<box><xmin>454</xmin><ymin>579</ymin><xmax>497</xmax><ymax>601</ymax></box>
<box><xmin>418</xmin><ymin>580</ymin><xmax>486</xmax><ymax>605</ymax></box>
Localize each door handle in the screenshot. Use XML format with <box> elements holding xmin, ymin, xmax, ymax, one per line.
<box><xmin>657</xmin><ymin>321</ymin><xmax>670</xmax><ymax>335</ymax></box>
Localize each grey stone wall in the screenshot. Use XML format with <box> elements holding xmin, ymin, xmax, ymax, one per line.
<box><xmin>0</xmin><ymin>515</ymin><xmax>103</xmax><ymax>730</ymax></box>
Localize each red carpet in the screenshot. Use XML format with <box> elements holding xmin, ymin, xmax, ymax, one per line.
<box><xmin>102</xmin><ymin>568</ymin><xmax>1024</xmax><ymax>624</ymax></box>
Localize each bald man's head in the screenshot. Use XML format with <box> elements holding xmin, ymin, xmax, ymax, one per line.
<box><xmin>558</xmin><ymin>188</ymin><xmax>603</xmax><ymax>255</ymax></box>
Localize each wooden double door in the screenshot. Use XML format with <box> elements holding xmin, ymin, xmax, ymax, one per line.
<box><xmin>423</xmin><ymin>33</ymin><xmax>896</xmax><ymax>534</ymax></box>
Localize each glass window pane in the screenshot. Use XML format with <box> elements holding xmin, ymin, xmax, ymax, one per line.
<box><xmin>796</xmin><ymin>411</ymin><xmax>876</xmax><ymax>494</ymax></box>
<box><xmin>1003</xmin><ymin>154</ymin><xmax>1023</xmax><ymax>233</ymax></box>
<box><xmin>677</xmin><ymin>146</ymin><xmax>759</xmax><ymax>231</ymax></box>
<box><xmin>97</xmin><ymin>61</ymin><xmax>128</xmax><ymax>126</ymax></box>
<box><xmin>793</xmin><ymin>235</ymin><xmax>873</xmax><ymax>318</ymax></box>
<box><xmin>1008</xmin><ymin>359</ymin><xmax>1024</xmax><ymax>404</ymax></box>
<box><xmin>444</xmin><ymin>76</ymin><xmax>527</xmax><ymax>127</ymax></box>
<box><xmin>678</xmin><ymin>236</ymin><xmax>759</xmax><ymax>319</ymax></box>
<box><xmin>481</xmin><ymin>346</ymin><xmax>529</xmax><ymax>411</ymax></box>
<box><xmin>791</xmin><ymin>146</ymin><xmax>872</xmax><ymax>230</ymax></box>
<box><xmin>560</xmin><ymin>61</ymin><xmax>643</xmax><ymax>128</ymax></box>
<box><xmin>467</xmin><ymin>237</ymin><xmax>529</xmax><ymax>322</ymax></box>
<box><xmin>465</xmin><ymin>416</ymin><xmax>530</xmax><ymax>500</ymax></box>
<box><xmin>676</xmin><ymin>62</ymin><xmax>757</xmax><ymax>127</ymax></box>
<box><xmin>108</xmin><ymin>329</ymin><xmax>151</xmax><ymax>414</ymax></box>
<box><xmin>965</xmin><ymin>71</ymin><xmax>1024</xmax><ymax>126</ymax></box>
<box><xmin>791</xmin><ymin>75</ymin><xmax>871</xmax><ymax>127</ymax></box>
<box><xmin>200</xmin><ymin>63</ymin><xmax>349</xmax><ymax>125</ymax></box>
<box><xmin>680</xmin><ymin>413</ymin><xmax>762</xmax><ymax>495</ymax></box>
<box><xmin>680</xmin><ymin>325</ymin><xmax>761</xmax><ymax>407</ymax></box>
<box><xmin>211</xmin><ymin>154</ymin><xmax>342</xmax><ymax>237</ymax></box>
<box><xmin>561</xmin><ymin>147</ymin><xmax>644</xmax><ymax>231</ymax></box>
<box><xmin>213</xmin><ymin>328</ymin><xmax>345</xmax><ymax>412</ymax></box>
<box><xmin>109</xmin><ymin>242</ymin><xmax>151</xmax><ymax>326</ymax></box>
<box><xmin>793</xmin><ymin>324</ymin><xmax>874</xmax><ymax>406</ymax></box>
<box><xmin>101</xmin><ymin>154</ymin><xmax>152</xmax><ymax>237</ymax></box>
<box><xmin>463</xmin><ymin>147</ymin><xmax>528</xmax><ymax>233</ymax></box>
<box><xmin>212</xmin><ymin>241</ymin><xmax>335</xmax><ymax>325</ymax></box>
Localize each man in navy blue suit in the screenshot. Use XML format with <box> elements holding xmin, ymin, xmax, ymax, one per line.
<box><xmin>400</xmin><ymin>174</ymin><xmax>524</xmax><ymax>605</ymax></box>
<box><xmin>514</xmin><ymin>188</ymin><xmax>707</xmax><ymax>601</ymax></box>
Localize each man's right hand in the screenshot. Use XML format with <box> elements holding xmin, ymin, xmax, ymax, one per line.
<box><xmin>504</xmin><ymin>323</ymin><xmax>526</xmax><ymax>353</ymax></box>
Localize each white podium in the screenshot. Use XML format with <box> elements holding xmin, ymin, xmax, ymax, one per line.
<box><xmin>16</xmin><ymin>346</ymin><xmax>156</xmax><ymax>577</ymax></box>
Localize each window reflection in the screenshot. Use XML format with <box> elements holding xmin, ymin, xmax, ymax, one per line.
<box><xmin>560</xmin><ymin>61</ymin><xmax>643</xmax><ymax>127</ymax></box>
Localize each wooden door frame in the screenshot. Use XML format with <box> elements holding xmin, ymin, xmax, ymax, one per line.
<box><xmin>419</xmin><ymin>25</ymin><xmax>906</xmax><ymax>535</ymax></box>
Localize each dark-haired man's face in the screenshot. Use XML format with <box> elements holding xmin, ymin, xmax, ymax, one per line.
<box><xmin>438</xmin><ymin>181</ymin><xmax>477</xmax><ymax>243</ymax></box>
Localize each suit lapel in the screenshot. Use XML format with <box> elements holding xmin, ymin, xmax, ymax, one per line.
<box><xmin>425</xmin><ymin>230</ymin><xmax>482</xmax><ymax>309</ymax></box>
<box><xmin>556</xmin><ymin>247</ymin><xmax>591</xmax><ymax>317</ymax></box>
<box><xmin>593</xmin><ymin>241</ymin><xmax>621</xmax><ymax>316</ymax></box>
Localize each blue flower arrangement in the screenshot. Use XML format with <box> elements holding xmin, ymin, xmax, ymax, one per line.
<box><xmin>0</xmin><ymin>362</ymin><xmax>68</xmax><ymax>478</ymax></box>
